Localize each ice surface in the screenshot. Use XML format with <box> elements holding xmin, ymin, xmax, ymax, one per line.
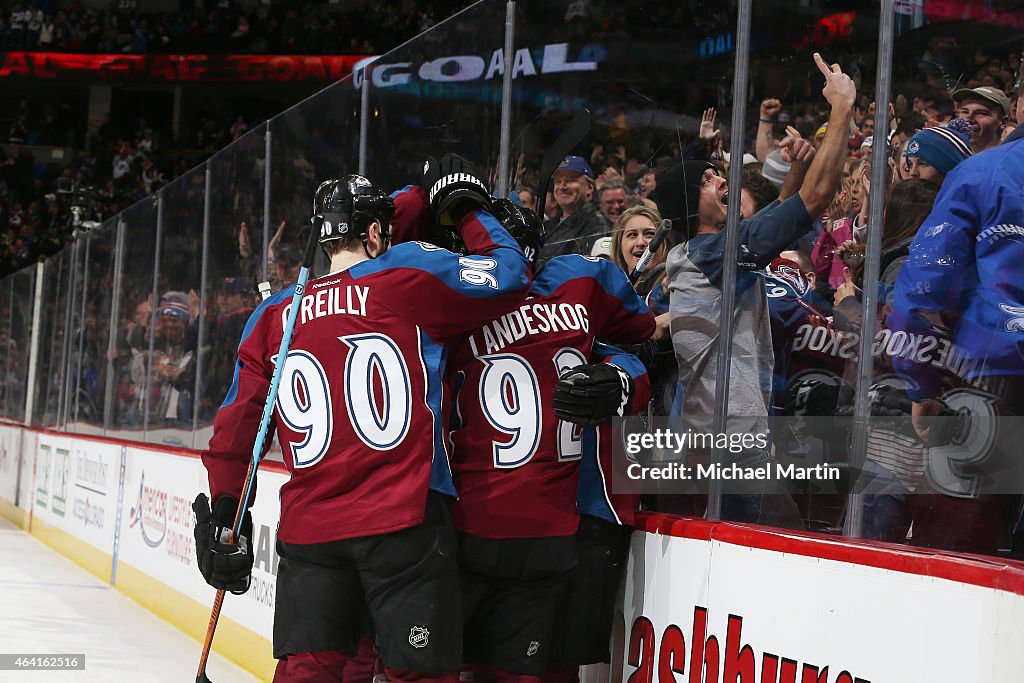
<box><xmin>0</xmin><ymin>518</ymin><xmax>262</xmax><ymax>683</ymax></box>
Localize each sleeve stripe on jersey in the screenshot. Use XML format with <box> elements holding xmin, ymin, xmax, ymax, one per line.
<box><xmin>472</xmin><ymin>209</ymin><xmax>521</xmax><ymax>251</ymax></box>
<box><xmin>579</xmin><ymin>428</ymin><xmax>621</xmax><ymax>525</ymax></box>
<box><xmin>349</xmin><ymin>241</ymin><xmax>528</xmax><ymax>298</ymax></box>
<box><xmin>390</xmin><ymin>184</ymin><xmax>415</xmax><ymax>199</ymax></box>
<box><xmin>592</xmin><ymin>340</ymin><xmax>648</xmax><ymax>380</ymax></box>
<box><xmin>532</xmin><ymin>255</ymin><xmax>650</xmax><ymax>315</ymax></box>
<box><xmin>419</xmin><ymin>328</ymin><xmax>457</xmax><ymax>497</ymax></box>
<box><xmin>221</xmin><ymin>287</ymin><xmax>292</xmax><ymax>408</ymax></box>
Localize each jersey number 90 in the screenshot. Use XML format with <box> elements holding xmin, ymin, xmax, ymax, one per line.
<box><xmin>275</xmin><ymin>333</ymin><xmax>412</xmax><ymax>468</ymax></box>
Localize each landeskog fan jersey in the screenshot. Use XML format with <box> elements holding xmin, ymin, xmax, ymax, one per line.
<box><xmin>201</xmin><ymin>209</ymin><xmax>529</xmax><ymax>545</ymax></box>
<box><xmin>446</xmin><ymin>254</ymin><xmax>654</xmax><ymax>539</ymax></box>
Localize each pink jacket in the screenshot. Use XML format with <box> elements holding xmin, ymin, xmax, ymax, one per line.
<box><xmin>811</xmin><ymin>217</ymin><xmax>853</xmax><ymax>289</ymax></box>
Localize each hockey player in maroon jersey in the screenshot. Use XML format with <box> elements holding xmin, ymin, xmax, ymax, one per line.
<box><xmin>444</xmin><ymin>199</ymin><xmax>653</xmax><ymax>683</ymax></box>
<box><xmin>192</xmin><ymin>156</ymin><xmax>531</xmax><ymax>683</ymax></box>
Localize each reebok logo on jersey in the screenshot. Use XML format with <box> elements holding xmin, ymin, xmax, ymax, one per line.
<box><xmin>428</xmin><ymin>173</ymin><xmax>486</xmax><ymax>203</ymax></box>
<box><xmin>409</xmin><ymin>626</ymin><xmax>430</xmax><ymax>649</ymax></box>
<box><xmin>526</xmin><ymin>641</ymin><xmax>540</xmax><ymax>657</ymax></box>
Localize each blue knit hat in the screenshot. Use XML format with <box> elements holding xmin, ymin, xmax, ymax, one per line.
<box><xmin>904</xmin><ymin>119</ymin><xmax>972</xmax><ymax>176</ymax></box>
<box><xmin>158</xmin><ymin>291</ymin><xmax>190</xmax><ymax>323</ymax></box>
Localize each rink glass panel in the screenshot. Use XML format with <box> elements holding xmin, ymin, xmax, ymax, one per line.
<box><xmin>268</xmin><ymin>74</ymin><xmax>360</xmax><ymax>280</ymax></box>
<box><xmin>142</xmin><ymin>165</ymin><xmax>207</xmax><ymax>449</ymax></box>
<box><xmin>728</xmin><ymin>0</ymin><xmax>883</xmax><ymax>533</ymax></box>
<box><xmin>362</xmin><ymin>0</ymin><xmax>507</xmax><ymax>193</ymax></box>
<box><xmin>852</xmin><ymin>4</ymin><xmax>1024</xmax><ymax>557</ymax></box>
<box><xmin>511</xmin><ymin>0</ymin><xmax>740</xmax><ymax>521</ymax></box>
<box><xmin>0</xmin><ymin>277</ymin><xmax>10</xmax><ymax>419</ymax></box>
<box><xmin>1</xmin><ymin>276</ymin><xmax>14</xmax><ymax>419</ymax></box>
<box><xmin>0</xmin><ymin>267</ymin><xmax>35</xmax><ymax>421</ymax></box>
<box><xmin>32</xmin><ymin>245</ymin><xmax>74</xmax><ymax>427</ymax></box>
<box><xmin>195</xmin><ymin>122</ymin><xmax>269</xmax><ymax>451</ymax></box>
<box><xmin>64</xmin><ymin>221</ymin><xmax>117</xmax><ymax>433</ymax></box>
<box><xmin>105</xmin><ymin>199</ymin><xmax>158</xmax><ymax>440</ymax></box>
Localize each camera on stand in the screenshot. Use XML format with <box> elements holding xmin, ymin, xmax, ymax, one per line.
<box><xmin>56</xmin><ymin>177</ymin><xmax>102</xmax><ymax>236</ymax></box>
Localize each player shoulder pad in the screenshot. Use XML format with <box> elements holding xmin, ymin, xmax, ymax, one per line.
<box><xmin>533</xmin><ymin>254</ymin><xmax>642</xmax><ymax>307</ymax></box>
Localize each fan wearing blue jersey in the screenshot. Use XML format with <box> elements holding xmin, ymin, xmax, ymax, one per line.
<box><xmin>888</xmin><ymin>125</ymin><xmax>1024</xmax><ymax>555</ymax></box>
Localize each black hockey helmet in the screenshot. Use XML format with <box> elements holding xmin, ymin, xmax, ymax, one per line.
<box><xmin>490</xmin><ymin>198</ymin><xmax>546</xmax><ymax>268</ymax></box>
<box><xmin>312</xmin><ymin>175</ymin><xmax>395</xmax><ymax>244</ymax></box>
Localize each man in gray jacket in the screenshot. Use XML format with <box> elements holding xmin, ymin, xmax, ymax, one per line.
<box><xmin>660</xmin><ymin>53</ymin><xmax>855</xmax><ymax>521</ymax></box>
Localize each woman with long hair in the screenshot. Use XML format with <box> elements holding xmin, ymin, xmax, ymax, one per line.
<box><xmin>609</xmin><ymin>205</ymin><xmax>668</xmax><ymax>277</ymax></box>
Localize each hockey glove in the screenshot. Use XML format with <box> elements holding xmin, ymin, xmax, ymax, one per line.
<box><xmin>553</xmin><ymin>362</ymin><xmax>634</xmax><ymax>426</ymax></box>
<box><xmin>786</xmin><ymin>376</ymin><xmax>842</xmax><ymax>417</ymax></box>
<box><xmin>193</xmin><ymin>493</ymin><xmax>254</xmax><ymax>595</ymax></box>
<box><xmin>423</xmin><ymin>153</ymin><xmax>491</xmax><ymax>226</ymax></box>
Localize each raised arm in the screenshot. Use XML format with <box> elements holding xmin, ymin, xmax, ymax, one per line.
<box><xmin>755</xmin><ymin>98</ymin><xmax>781</xmax><ymax>162</ymax></box>
<box><xmin>797</xmin><ymin>53</ymin><xmax>856</xmax><ymax>217</ymax></box>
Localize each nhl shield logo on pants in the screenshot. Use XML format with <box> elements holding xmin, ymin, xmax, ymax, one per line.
<box><xmin>409</xmin><ymin>625</ymin><xmax>430</xmax><ymax>649</ymax></box>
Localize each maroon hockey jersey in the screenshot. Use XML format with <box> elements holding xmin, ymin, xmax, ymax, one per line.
<box><xmin>446</xmin><ymin>255</ymin><xmax>655</xmax><ymax>539</ymax></box>
<box><xmin>201</xmin><ymin>209</ymin><xmax>530</xmax><ymax>544</ymax></box>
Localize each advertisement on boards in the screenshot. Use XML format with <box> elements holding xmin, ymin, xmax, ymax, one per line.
<box><xmin>119</xmin><ymin>447</ymin><xmax>285</xmax><ymax>640</ymax></box>
<box><xmin>33</xmin><ymin>433</ymin><xmax>120</xmax><ymax>552</ymax></box>
<box><xmin>0</xmin><ymin>423</ymin><xmax>20</xmax><ymax>504</ymax></box>
<box><xmin>619</xmin><ymin>530</ymin><xmax>1024</xmax><ymax>683</ymax></box>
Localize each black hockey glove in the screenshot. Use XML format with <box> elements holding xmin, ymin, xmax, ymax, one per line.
<box><xmin>785</xmin><ymin>376</ymin><xmax>842</xmax><ymax>417</ymax></box>
<box><xmin>553</xmin><ymin>362</ymin><xmax>634</xmax><ymax>426</ymax></box>
<box><xmin>423</xmin><ymin>153</ymin><xmax>491</xmax><ymax>226</ymax></box>
<box><xmin>193</xmin><ymin>493</ymin><xmax>254</xmax><ymax>595</ymax></box>
<box><xmin>864</xmin><ymin>384</ymin><xmax>917</xmax><ymax>438</ymax></box>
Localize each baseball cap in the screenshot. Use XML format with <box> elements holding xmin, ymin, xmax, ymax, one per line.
<box><xmin>860</xmin><ymin>136</ymin><xmax>874</xmax><ymax>150</ymax></box>
<box><xmin>220</xmin><ymin>276</ymin><xmax>252</xmax><ymax>295</ymax></box>
<box><xmin>952</xmin><ymin>86</ymin><xmax>1011</xmax><ymax>116</ymax></box>
<box><xmin>158</xmin><ymin>291</ymin><xmax>190</xmax><ymax>322</ymax></box>
<box><xmin>590</xmin><ymin>236</ymin><xmax>613</xmax><ymax>258</ymax></box>
<box><xmin>555</xmin><ymin>156</ymin><xmax>594</xmax><ymax>180</ymax></box>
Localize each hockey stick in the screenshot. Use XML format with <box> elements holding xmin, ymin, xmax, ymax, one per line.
<box><xmin>628</xmin><ymin>219</ymin><xmax>672</xmax><ymax>285</ymax></box>
<box><xmin>195</xmin><ymin>224</ymin><xmax>321</xmax><ymax>683</ymax></box>
<box><xmin>534</xmin><ymin>108</ymin><xmax>592</xmax><ymax>216</ymax></box>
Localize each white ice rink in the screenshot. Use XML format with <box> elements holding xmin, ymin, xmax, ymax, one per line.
<box><xmin>0</xmin><ymin>517</ymin><xmax>261</xmax><ymax>683</ymax></box>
